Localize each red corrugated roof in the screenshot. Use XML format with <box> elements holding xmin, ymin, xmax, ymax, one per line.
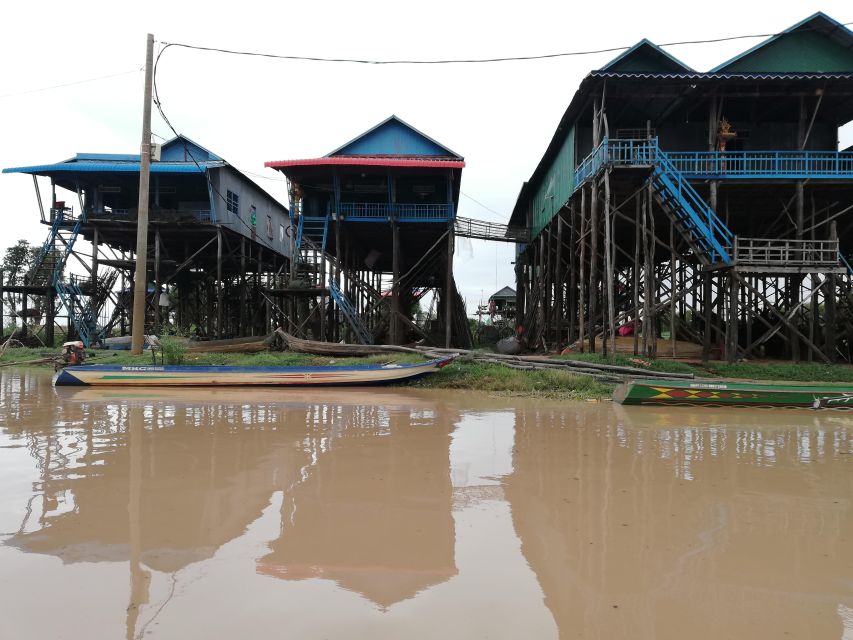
<box><xmin>264</xmin><ymin>157</ymin><xmax>466</xmax><ymax>169</ymax></box>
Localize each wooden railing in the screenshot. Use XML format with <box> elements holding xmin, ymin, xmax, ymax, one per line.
<box><xmin>455</xmin><ymin>216</ymin><xmax>530</xmax><ymax>243</ymax></box>
<box><xmin>733</xmin><ymin>238</ymin><xmax>840</xmax><ymax>267</ymax></box>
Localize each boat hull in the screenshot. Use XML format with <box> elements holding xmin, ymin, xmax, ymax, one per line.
<box><xmin>614</xmin><ymin>378</ymin><xmax>853</xmax><ymax>408</ymax></box>
<box><xmin>54</xmin><ymin>358</ymin><xmax>452</xmax><ymax>387</ymax></box>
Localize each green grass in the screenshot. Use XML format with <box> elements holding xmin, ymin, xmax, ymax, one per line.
<box><xmin>412</xmin><ymin>360</ymin><xmax>613</xmax><ymax>399</ymax></box>
<box><xmin>4</xmin><ymin>344</ymin><xmax>853</xmax><ymax>395</ymax></box>
<box><xmin>552</xmin><ymin>352</ymin><xmax>853</xmax><ymax>382</ymax></box>
<box><xmin>702</xmin><ymin>361</ymin><xmax>853</xmax><ymax>383</ymax></box>
<box><xmin>0</xmin><ymin>347</ymin><xmax>56</xmax><ymax>364</ymax></box>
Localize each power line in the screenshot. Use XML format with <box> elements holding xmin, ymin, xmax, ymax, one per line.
<box><xmin>460</xmin><ymin>191</ymin><xmax>508</xmax><ymax>220</ymax></box>
<box><xmin>157</xmin><ymin>20</ymin><xmax>853</xmax><ymax>65</ymax></box>
<box><xmin>152</xmin><ymin>44</ymin><xmax>279</xmax><ymax>253</ymax></box>
<box><xmin>0</xmin><ymin>68</ymin><xmax>142</xmax><ymax>100</ymax></box>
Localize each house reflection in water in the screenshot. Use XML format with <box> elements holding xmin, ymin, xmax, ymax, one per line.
<box><xmin>502</xmin><ymin>404</ymin><xmax>853</xmax><ymax>640</ymax></box>
<box><xmin>257</xmin><ymin>401</ymin><xmax>457</xmax><ymax>608</ymax></box>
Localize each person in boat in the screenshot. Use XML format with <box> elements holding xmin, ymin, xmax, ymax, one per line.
<box><xmin>57</xmin><ymin>341</ymin><xmax>86</xmax><ymax>369</ymax></box>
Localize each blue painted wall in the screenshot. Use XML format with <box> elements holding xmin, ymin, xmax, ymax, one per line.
<box><xmin>160</xmin><ymin>139</ymin><xmax>220</xmax><ymax>162</ymax></box>
<box><xmin>332</xmin><ymin>119</ymin><xmax>452</xmax><ymax>157</ymax></box>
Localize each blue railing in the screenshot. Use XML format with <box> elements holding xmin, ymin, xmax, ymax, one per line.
<box><xmin>573</xmin><ymin>138</ymin><xmax>610</xmax><ymax>185</ymax></box>
<box><xmin>329</xmin><ymin>280</ymin><xmax>373</xmax><ymax>344</ymax></box>
<box><xmin>668</xmin><ymin>150</ymin><xmax>853</xmax><ymax>179</ymax></box>
<box><xmin>338</xmin><ymin>202</ymin><xmax>453</xmax><ymax>221</ymax></box>
<box><xmin>653</xmin><ymin>152</ymin><xmax>733</xmax><ymax>264</ymax></box>
<box><xmin>573</xmin><ymin>138</ymin><xmax>853</xmax><ymax>185</ymax></box>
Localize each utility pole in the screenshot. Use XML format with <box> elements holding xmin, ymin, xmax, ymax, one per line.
<box><xmin>131</xmin><ymin>33</ymin><xmax>154</xmax><ymax>354</ymax></box>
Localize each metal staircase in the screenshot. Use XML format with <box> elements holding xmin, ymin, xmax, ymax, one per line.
<box><xmin>574</xmin><ymin>138</ymin><xmax>734</xmax><ymax>267</ymax></box>
<box><xmin>29</xmin><ymin>207</ymin><xmax>105</xmax><ymax>346</ymax></box>
<box><xmin>328</xmin><ymin>279</ymin><xmax>373</xmax><ymax>344</ymax></box>
<box><xmin>297</xmin><ymin>215</ymin><xmax>330</xmax><ymax>254</ymax></box>
<box><xmin>55</xmin><ymin>280</ymin><xmax>100</xmax><ymax>347</ymax></box>
<box><xmin>652</xmin><ymin>150</ymin><xmax>733</xmax><ymax>266</ymax></box>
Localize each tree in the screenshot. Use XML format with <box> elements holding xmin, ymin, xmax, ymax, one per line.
<box><xmin>1</xmin><ymin>239</ymin><xmax>36</xmax><ymax>283</ymax></box>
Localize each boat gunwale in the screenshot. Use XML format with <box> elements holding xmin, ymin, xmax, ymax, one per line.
<box><xmin>59</xmin><ymin>357</ymin><xmax>450</xmax><ymax>375</ymax></box>
<box><xmin>628</xmin><ymin>378</ymin><xmax>853</xmax><ymax>393</ymax></box>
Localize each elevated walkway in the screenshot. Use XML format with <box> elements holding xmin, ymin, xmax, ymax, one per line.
<box><xmin>455</xmin><ymin>216</ymin><xmax>530</xmax><ymax>243</ymax></box>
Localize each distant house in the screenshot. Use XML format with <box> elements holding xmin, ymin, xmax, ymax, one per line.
<box><xmin>266</xmin><ymin>115</ymin><xmax>472</xmax><ymax>347</ymax></box>
<box><xmin>5</xmin><ymin>135</ymin><xmax>291</xmax><ymax>259</ymax></box>
<box><xmin>488</xmin><ymin>286</ymin><xmax>517</xmax><ymax>319</ymax></box>
<box><xmin>3</xmin><ymin>135</ymin><xmax>291</xmax><ymax>344</ymax></box>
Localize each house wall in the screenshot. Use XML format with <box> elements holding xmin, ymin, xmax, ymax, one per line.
<box><xmin>531</xmin><ymin>126</ymin><xmax>575</xmax><ymax>237</ymax></box>
<box><xmin>211</xmin><ymin>167</ymin><xmax>291</xmax><ymax>259</ymax></box>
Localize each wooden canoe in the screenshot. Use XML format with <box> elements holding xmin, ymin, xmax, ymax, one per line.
<box><xmin>53</xmin><ymin>357</ymin><xmax>453</xmax><ymax>387</ymax></box>
<box><xmin>613</xmin><ymin>378</ymin><xmax>853</xmax><ymax>408</ymax></box>
<box><xmin>279</xmin><ymin>331</ymin><xmax>422</xmax><ymax>357</ymax></box>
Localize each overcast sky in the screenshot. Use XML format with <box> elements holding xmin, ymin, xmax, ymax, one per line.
<box><xmin>2</xmin><ymin>0</ymin><xmax>851</xmax><ymax>314</ymax></box>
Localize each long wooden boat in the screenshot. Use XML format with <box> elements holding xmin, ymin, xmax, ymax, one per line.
<box><xmin>613</xmin><ymin>378</ymin><xmax>853</xmax><ymax>408</ymax></box>
<box><xmin>53</xmin><ymin>357</ymin><xmax>453</xmax><ymax>387</ymax></box>
<box><xmin>279</xmin><ymin>331</ymin><xmax>419</xmax><ymax>358</ymax></box>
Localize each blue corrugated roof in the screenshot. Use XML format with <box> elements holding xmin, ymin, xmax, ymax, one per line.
<box><xmin>2</xmin><ymin>161</ymin><xmax>224</xmax><ymax>175</ymax></box>
<box><xmin>75</xmin><ymin>153</ymin><xmax>141</xmax><ymax>162</ymax></box>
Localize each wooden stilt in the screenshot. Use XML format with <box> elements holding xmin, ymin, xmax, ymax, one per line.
<box><xmin>589</xmin><ymin>182</ymin><xmax>599</xmax><ymax>353</ymax></box>
<box><xmin>567</xmin><ymin>204</ymin><xmax>576</xmax><ymax>345</ymax></box>
<box><xmin>603</xmin><ymin>171</ymin><xmax>616</xmax><ymax>361</ymax></box>
<box><xmin>826</xmin><ymin>220</ymin><xmax>838</xmax><ymax>361</ymax></box>
<box><xmin>216</xmin><ymin>228</ymin><xmax>223</xmax><ymax>339</ymax></box>
<box><xmin>578</xmin><ymin>188</ymin><xmax>587</xmax><ymax>353</ymax></box>
<box><xmin>391</xmin><ymin>221</ymin><xmax>400</xmax><ymax>344</ymax></box>
<box><xmin>670</xmin><ymin>222</ymin><xmax>677</xmax><ymax>358</ymax></box>
<box><xmin>633</xmin><ymin>193</ymin><xmax>641</xmax><ymax>356</ymax></box>
<box><xmin>445</xmin><ymin>223</ymin><xmax>454</xmax><ymax>349</ymax></box>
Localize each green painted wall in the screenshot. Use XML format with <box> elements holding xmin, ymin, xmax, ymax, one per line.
<box><xmin>531</xmin><ymin>127</ymin><xmax>575</xmax><ymax>237</ymax></box>
<box><xmin>722</xmin><ymin>30</ymin><xmax>853</xmax><ymax>73</ymax></box>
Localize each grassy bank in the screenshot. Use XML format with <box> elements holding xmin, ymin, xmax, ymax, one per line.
<box><xmin>558</xmin><ymin>352</ymin><xmax>853</xmax><ymax>383</ymax></box>
<box><xmin>3</xmin><ymin>345</ymin><xmax>852</xmax><ymax>398</ymax></box>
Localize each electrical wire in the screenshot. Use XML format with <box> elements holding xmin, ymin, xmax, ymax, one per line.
<box><xmin>0</xmin><ymin>68</ymin><xmax>142</xmax><ymax>100</ymax></box>
<box><xmin>152</xmin><ymin>45</ymin><xmax>279</xmax><ymax>253</ymax></box>
<box><xmin>460</xmin><ymin>191</ymin><xmax>508</xmax><ymax>220</ymax></box>
<box><xmin>156</xmin><ymin>20</ymin><xmax>853</xmax><ymax>66</ymax></box>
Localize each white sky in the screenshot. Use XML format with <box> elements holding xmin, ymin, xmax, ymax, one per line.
<box><xmin>2</xmin><ymin>0</ymin><xmax>852</xmax><ymax>314</ymax></box>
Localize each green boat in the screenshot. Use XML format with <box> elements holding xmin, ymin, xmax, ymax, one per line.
<box><xmin>613</xmin><ymin>378</ymin><xmax>853</xmax><ymax>408</ymax></box>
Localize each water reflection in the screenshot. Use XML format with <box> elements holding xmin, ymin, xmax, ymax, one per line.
<box><xmin>1</xmin><ymin>369</ymin><xmax>852</xmax><ymax>639</ymax></box>
<box><xmin>505</xmin><ymin>403</ymin><xmax>853</xmax><ymax>640</ymax></box>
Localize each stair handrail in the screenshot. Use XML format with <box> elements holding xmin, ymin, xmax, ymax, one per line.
<box><xmin>654</xmin><ymin>146</ymin><xmax>733</xmax><ymax>264</ymax></box>
<box><xmin>329</xmin><ymin>279</ymin><xmax>373</xmax><ymax>344</ymax></box>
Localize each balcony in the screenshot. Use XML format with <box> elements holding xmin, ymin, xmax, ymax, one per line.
<box><xmin>667</xmin><ymin>150</ymin><xmax>853</xmax><ymax>180</ymax></box>
<box><xmin>573</xmin><ymin>137</ymin><xmax>853</xmax><ymax>189</ymax></box>
<box><xmin>338</xmin><ymin>202</ymin><xmax>454</xmax><ymax>222</ymax></box>
<box><xmin>733</xmin><ymin>238</ymin><xmax>845</xmax><ymax>273</ymax></box>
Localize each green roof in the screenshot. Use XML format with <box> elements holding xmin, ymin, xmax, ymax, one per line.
<box><xmin>599</xmin><ymin>39</ymin><xmax>693</xmax><ymax>74</ymax></box>
<box><xmin>712</xmin><ymin>12</ymin><xmax>853</xmax><ymax>73</ymax></box>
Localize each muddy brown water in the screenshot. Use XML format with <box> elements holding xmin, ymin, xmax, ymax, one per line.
<box><xmin>0</xmin><ymin>370</ymin><xmax>852</xmax><ymax>639</ymax></box>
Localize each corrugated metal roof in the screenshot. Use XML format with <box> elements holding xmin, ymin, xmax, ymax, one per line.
<box><xmin>2</xmin><ymin>161</ymin><xmax>225</xmax><ymax>175</ymax></box>
<box><xmin>265</xmin><ymin>157</ymin><xmax>465</xmax><ymax>170</ymax></box>
<box><xmin>589</xmin><ymin>70</ymin><xmax>853</xmax><ymax>80</ymax></box>
<box><xmin>325</xmin><ymin>115</ymin><xmax>464</xmax><ymax>159</ymax></box>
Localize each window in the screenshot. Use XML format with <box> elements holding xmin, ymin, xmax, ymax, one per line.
<box><xmin>266</xmin><ymin>215</ymin><xmax>273</xmax><ymax>238</ymax></box>
<box><xmin>279</xmin><ymin>224</ymin><xmax>285</xmax><ymax>243</ymax></box>
<box><xmin>226</xmin><ymin>190</ymin><xmax>239</xmax><ymax>215</ymax></box>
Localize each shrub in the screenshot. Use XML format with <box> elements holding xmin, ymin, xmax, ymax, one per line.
<box><xmin>158</xmin><ymin>337</ymin><xmax>186</xmax><ymax>365</ymax></box>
